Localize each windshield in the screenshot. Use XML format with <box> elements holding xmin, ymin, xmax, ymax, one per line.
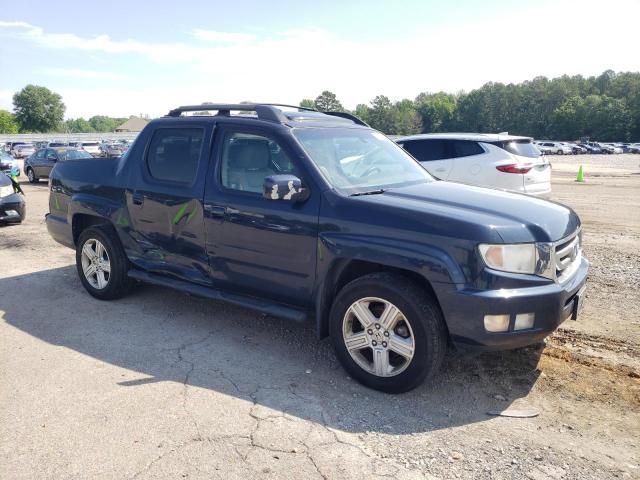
<box><xmin>59</xmin><ymin>149</ymin><xmax>93</xmax><ymax>161</ymax></box>
<box><xmin>293</xmin><ymin>128</ymin><xmax>433</xmax><ymax>194</ymax></box>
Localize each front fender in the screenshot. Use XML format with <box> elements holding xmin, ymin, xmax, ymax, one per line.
<box><xmin>313</xmin><ymin>232</ymin><xmax>464</xmax><ymax>338</ymax></box>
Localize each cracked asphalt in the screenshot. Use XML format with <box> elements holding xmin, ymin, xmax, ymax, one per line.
<box><xmin>1</xmin><ymin>155</ymin><xmax>639</xmax><ymax>479</ymax></box>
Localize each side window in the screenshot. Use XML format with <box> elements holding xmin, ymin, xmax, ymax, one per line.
<box><xmin>146</xmin><ymin>127</ymin><xmax>203</xmax><ymax>184</ymax></box>
<box><xmin>221</xmin><ymin>132</ymin><xmax>295</xmax><ymax>194</ymax></box>
<box><xmin>403</xmin><ymin>140</ymin><xmax>448</xmax><ymax>161</ymax></box>
<box><xmin>35</xmin><ymin>149</ymin><xmax>45</xmax><ymax>159</ymax></box>
<box><xmin>451</xmin><ymin>140</ymin><xmax>484</xmax><ymax>158</ymax></box>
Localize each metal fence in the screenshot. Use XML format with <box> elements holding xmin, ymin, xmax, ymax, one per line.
<box><xmin>0</xmin><ymin>132</ymin><xmax>140</xmax><ymax>143</ymax></box>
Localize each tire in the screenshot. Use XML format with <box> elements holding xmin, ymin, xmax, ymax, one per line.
<box><xmin>329</xmin><ymin>272</ymin><xmax>447</xmax><ymax>393</ymax></box>
<box><xmin>26</xmin><ymin>167</ymin><xmax>38</xmax><ymax>183</ymax></box>
<box><xmin>76</xmin><ymin>225</ymin><xmax>130</xmax><ymax>300</ymax></box>
<box><xmin>557</xmin><ymin>149</ymin><xmax>563</xmax><ymax>155</ymax></box>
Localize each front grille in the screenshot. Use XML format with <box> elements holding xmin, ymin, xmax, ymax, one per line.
<box><xmin>554</xmin><ymin>230</ymin><xmax>582</xmax><ymax>282</ymax></box>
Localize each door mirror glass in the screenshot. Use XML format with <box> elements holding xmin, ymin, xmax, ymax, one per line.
<box><xmin>47</xmin><ymin>154</ymin><xmax>57</xmax><ymax>161</ymax></box>
<box><xmin>263</xmin><ymin>174</ymin><xmax>307</xmax><ymax>202</ymax></box>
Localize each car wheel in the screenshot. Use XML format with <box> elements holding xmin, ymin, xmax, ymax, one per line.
<box><xmin>557</xmin><ymin>149</ymin><xmax>563</xmax><ymax>155</ymax></box>
<box><xmin>76</xmin><ymin>225</ymin><xmax>130</xmax><ymax>300</ymax></box>
<box><xmin>26</xmin><ymin>167</ymin><xmax>38</xmax><ymax>183</ymax></box>
<box><xmin>329</xmin><ymin>272</ymin><xmax>447</xmax><ymax>393</ymax></box>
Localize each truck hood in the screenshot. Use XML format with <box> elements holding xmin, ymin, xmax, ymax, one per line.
<box><xmin>355</xmin><ymin>181</ymin><xmax>580</xmax><ymax>243</ymax></box>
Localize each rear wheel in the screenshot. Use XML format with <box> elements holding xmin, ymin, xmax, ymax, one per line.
<box><xmin>329</xmin><ymin>273</ymin><xmax>447</xmax><ymax>393</ymax></box>
<box><xmin>76</xmin><ymin>226</ymin><xmax>130</xmax><ymax>300</ymax></box>
<box><xmin>27</xmin><ymin>167</ymin><xmax>38</xmax><ymax>183</ymax></box>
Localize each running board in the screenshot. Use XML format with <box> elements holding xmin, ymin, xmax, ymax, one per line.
<box><xmin>127</xmin><ymin>269</ymin><xmax>307</xmax><ymax>323</ymax></box>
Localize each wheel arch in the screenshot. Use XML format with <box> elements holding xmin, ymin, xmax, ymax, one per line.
<box><xmin>315</xmin><ymin>258</ymin><xmax>450</xmax><ymax>342</ymax></box>
<box><xmin>72</xmin><ymin>213</ymin><xmax>113</xmax><ymax>246</ymax></box>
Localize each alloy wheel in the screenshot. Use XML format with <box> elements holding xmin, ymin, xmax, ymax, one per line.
<box><xmin>342</xmin><ymin>297</ymin><xmax>415</xmax><ymax>377</ymax></box>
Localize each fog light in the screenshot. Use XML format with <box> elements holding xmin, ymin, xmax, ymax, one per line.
<box><xmin>484</xmin><ymin>314</ymin><xmax>510</xmax><ymax>332</ymax></box>
<box><xmin>514</xmin><ymin>313</ymin><xmax>535</xmax><ymax>330</ymax></box>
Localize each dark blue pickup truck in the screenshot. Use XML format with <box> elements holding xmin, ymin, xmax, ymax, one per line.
<box><xmin>46</xmin><ymin>104</ymin><xmax>588</xmax><ymax>392</ymax></box>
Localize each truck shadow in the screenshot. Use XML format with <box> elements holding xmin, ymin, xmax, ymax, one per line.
<box><xmin>2</xmin><ymin>266</ymin><xmax>543</xmax><ymax>435</ymax></box>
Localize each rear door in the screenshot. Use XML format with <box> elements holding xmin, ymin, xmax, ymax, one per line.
<box><xmin>400</xmin><ymin>139</ymin><xmax>454</xmax><ymax>179</ymax></box>
<box><xmin>443</xmin><ymin>140</ymin><xmax>488</xmax><ymax>184</ymax></box>
<box><xmin>126</xmin><ymin>122</ymin><xmax>213</xmax><ymax>285</ymax></box>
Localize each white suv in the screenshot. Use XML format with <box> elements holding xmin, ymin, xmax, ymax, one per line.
<box><xmin>536</xmin><ymin>141</ymin><xmax>572</xmax><ymax>155</ymax></box>
<box><xmin>396</xmin><ymin>133</ymin><xmax>551</xmax><ymax>196</ymax></box>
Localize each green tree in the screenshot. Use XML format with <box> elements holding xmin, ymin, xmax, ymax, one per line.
<box><xmin>314</xmin><ymin>91</ymin><xmax>344</xmax><ymax>111</ymax></box>
<box><xmin>0</xmin><ymin>110</ymin><xmax>18</xmax><ymax>133</ymax></box>
<box><xmin>299</xmin><ymin>99</ymin><xmax>315</xmax><ymax>109</ymax></box>
<box><xmin>13</xmin><ymin>85</ymin><xmax>66</xmax><ymax>132</ymax></box>
<box><xmin>392</xmin><ymin>99</ymin><xmax>422</xmax><ymax>135</ymax></box>
<box><xmin>89</xmin><ymin>116</ymin><xmax>126</xmax><ymax>132</ymax></box>
<box><xmin>64</xmin><ymin>118</ymin><xmax>94</xmax><ymax>133</ymax></box>
<box><xmin>367</xmin><ymin>96</ymin><xmax>395</xmax><ymax>134</ymax></box>
<box><xmin>353</xmin><ymin>104</ymin><xmax>370</xmax><ymax>124</ymax></box>
<box><xmin>414</xmin><ymin>92</ymin><xmax>457</xmax><ymax>132</ymax></box>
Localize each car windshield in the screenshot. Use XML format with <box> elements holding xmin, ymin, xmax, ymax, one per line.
<box><xmin>59</xmin><ymin>149</ymin><xmax>93</xmax><ymax>161</ymax></box>
<box><xmin>496</xmin><ymin>140</ymin><xmax>541</xmax><ymax>158</ymax></box>
<box><xmin>293</xmin><ymin>128</ymin><xmax>433</xmax><ymax>194</ymax></box>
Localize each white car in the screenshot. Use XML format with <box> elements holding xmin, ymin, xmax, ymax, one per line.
<box><xmin>79</xmin><ymin>142</ymin><xmax>101</xmax><ymax>156</ymax></box>
<box><xmin>396</xmin><ymin>133</ymin><xmax>551</xmax><ymax>196</ymax></box>
<box><xmin>536</xmin><ymin>141</ymin><xmax>572</xmax><ymax>155</ymax></box>
<box><xmin>11</xmin><ymin>143</ymin><xmax>35</xmax><ymax>158</ymax></box>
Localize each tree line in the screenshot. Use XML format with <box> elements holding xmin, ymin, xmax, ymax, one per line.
<box><xmin>0</xmin><ymin>84</ymin><xmax>128</xmax><ymax>134</ymax></box>
<box><xmin>2</xmin><ymin>71</ymin><xmax>638</xmax><ymax>141</ymax></box>
<box><xmin>301</xmin><ymin>70</ymin><xmax>640</xmax><ymax>141</ymax></box>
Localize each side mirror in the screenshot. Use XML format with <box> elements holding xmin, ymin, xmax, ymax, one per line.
<box><xmin>47</xmin><ymin>154</ymin><xmax>57</xmax><ymax>161</ymax></box>
<box><xmin>263</xmin><ymin>174</ymin><xmax>308</xmax><ymax>202</ymax></box>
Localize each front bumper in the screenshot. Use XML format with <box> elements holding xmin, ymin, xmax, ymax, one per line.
<box><xmin>0</xmin><ymin>193</ymin><xmax>26</xmax><ymax>223</ymax></box>
<box><xmin>433</xmin><ymin>256</ymin><xmax>589</xmax><ymax>351</ymax></box>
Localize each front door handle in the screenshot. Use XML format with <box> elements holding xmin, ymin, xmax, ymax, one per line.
<box><xmin>204</xmin><ymin>204</ymin><xmax>226</xmax><ymax>218</ymax></box>
<box><xmin>132</xmin><ymin>193</ymin><xmax>144</xmax><ymax>205</ymax></box>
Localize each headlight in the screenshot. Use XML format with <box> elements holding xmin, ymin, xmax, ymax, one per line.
<box><xmin>479</xmin><ymin>243</ymin><xmax>537</xmax><ymax>274</ymax></box>
<box><xmin>0</xmin><ymin>184</ymin><xmax>13</xmax><ymax>198</ymax></box>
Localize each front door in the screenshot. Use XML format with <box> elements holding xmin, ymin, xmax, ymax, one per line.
<box><xmin>126</xmin><ymin>123</ymin><xmax>212</xmax><ymax>285</ymax></box>
<box><xmin>203</xmin><ymin>125</ymin><xmax>320</xmax><ymax>307</ymax></box>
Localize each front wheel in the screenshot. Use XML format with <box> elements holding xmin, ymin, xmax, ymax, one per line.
<box><xmin>76</xmin><ymin>226</ymin><xmax>130</xmax><ymax>300</ymax></box>
<box><xmin>27</xmin><ymin>168</ymin><xmax>38</xmax><ymax>183</ymax></box>
<box><xmin>329</xmin><ymin>273</ymin><xmax>447</xmax><ymax>393</ymax></box>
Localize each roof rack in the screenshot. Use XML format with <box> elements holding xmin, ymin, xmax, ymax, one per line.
<box><xmin>165</xmin><ymin>103</ymin><xmax>368</xmax><ymax>127</ymax></box>
<box><xmin>166</xmin><ymin>103</ymin><xmax>289</xmax><ymax>123</ymax></box>
<box><xmin>322</xmin><ymin>111</ymin><xmax>369</xmax><ymax>127</ymax></box>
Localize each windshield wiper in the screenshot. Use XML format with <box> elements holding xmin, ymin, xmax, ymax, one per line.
<box><xmin>350</xmin><ymin>188</ymin><xmax>386</xmax><ymax>197</ymax></box>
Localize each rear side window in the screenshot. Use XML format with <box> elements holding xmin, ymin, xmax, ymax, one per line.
<box><xmin>450</xmin><ymin>140</ymin><xmax>484</xmax><ymax>157</ymax></box>
<box><xmin>35</xmin><ymin>150</ymin><xmax>45</xmax><ymax>159</ymax></box>
<box><xmin>496</xmin><ymin>140</ymin><xmax>541</xmax><ymax>158</ymax></box>
<box><xmin>146</xmin><ymin>127</ymin><xmax>204</xmax><ymax>183</ymax></box>
<box><xmin>402</xmin><ymin>140</ymin><xmax>449</xmax><ymax>161</ymax></box>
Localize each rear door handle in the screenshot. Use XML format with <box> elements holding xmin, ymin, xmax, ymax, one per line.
<box><xmin>132</xmin><ymin>193</ymin><xmax>144</xmax><ymax>205</ymax></box>
<box><xmin>204</xmin><ymin>204</ymin><xmax>226</xmax><ymax>217</ymax></box>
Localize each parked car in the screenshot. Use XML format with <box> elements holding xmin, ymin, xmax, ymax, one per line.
<box><xmin>601</xmin><ymin>143</ymin><xmax>623</xmax><ymax>154</ymax></box>
<box><xmin>0</xmin><ymin>171</ymin><xmax>25</xmax><ymax>223</ymax></box>
<box><xmin>80</xmin><ymin>142</ymin><xmax>101</xmax><ymax>156</ymax></box>
<box><xmin>536</xmin><ymin>141</ymin><xmax>572</xmax><ymax>155</ymax></box>
<box><xmin>24</xmin><ymin>147</ymin><xmax>93</xmax><ymax>183</ymax></box>
<box><xmin>45</xmin><ymin>103</ymin><xmax>588</xmax><ymax>393</ymax></box>
<box><xmin>100</xmin><ymin>143</ymin><xmax>127</xmax><ymax>157</ymax></box>
<box><xmin>629</xmin><ymin>143</ymin><xmax>640</xmax><ymax>153</ymax></box>
<box><xmin>578</xmin><ymin>143</ymin><xmax>601</xmax><ymax>154</ymax></box>
<box><xmin>47</xmin><ymin>142</ymin><xmax>68</xmax><ymax>148</ymax></box>
<box><xmin>0</xmin><ymin>152</ymin><xmax>20</xmax><ymax>177</ymax></box>
<box><xmin>396</xmin><ymin>133</ymin><xmax>551</xmax><ymax>196</ymax></box>
<box><xmin>11</xmin><ymin>143</ymin><xmax>35</xmax><ymax>158</ymax></box>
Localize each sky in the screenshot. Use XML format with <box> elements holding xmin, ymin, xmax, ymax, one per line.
<box><xmin>1</xmin><ymin>0</ymin><xmax>639</xmax><ymax>119</ymax></box>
